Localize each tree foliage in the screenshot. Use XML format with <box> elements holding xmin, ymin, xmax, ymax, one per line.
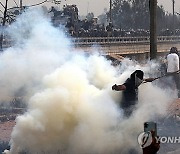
<box><xmin>110</xmin><ymin>0</ymin><xmax>180</xmax><ymax>33</ymax></box>
<box><xmin>111</xmin><ymin>0</ymin><xmax>150</xmax><ymax>29</ymax></box>
<box><xmin>112</xmin><ymin>0</ymin><xmax>132</xmax><ymax>29</ymax></box>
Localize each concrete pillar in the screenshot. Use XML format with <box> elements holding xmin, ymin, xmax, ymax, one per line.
<box><xmin>150</xmin><ymin>0</ymin><xmax>157</xmax><ymax>60</ymax></box>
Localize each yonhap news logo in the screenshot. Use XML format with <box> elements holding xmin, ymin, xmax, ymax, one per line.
<box><xmin>157</xmin><ymin>136</ymin><xmax>180</xmax><ymax>144</ymax></box>
<box><xmin>138</xmin><ymin>131</ymin><xmax>180</xmax><ymax>148</ymax></box>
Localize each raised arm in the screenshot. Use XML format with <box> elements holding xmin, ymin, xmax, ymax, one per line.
<box><xmin>112</xmin><ymin>84</ymin><xmax>126</xmax><ymax>91</ymax></box>
<box><xmin>144</xmin><ymin>78</ymin><xmax>156</xmax><ymax>82</ymax></box>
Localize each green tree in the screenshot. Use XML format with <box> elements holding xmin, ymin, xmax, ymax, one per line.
<box><xmin>111</xmin><ymin>0</ymin><xmax>167</xmax><ymax>32</ymax></box>
<box><xmin>131</xmin><ymin>0</ymin><xmax>150</xmax><ymax>29</ymax></box>
<box><xmin>86</xmin><ymin>12</ymin><xmax>94</xmax><ymax>21</ymax></box>
<box><xmin>98</xmin><ymin>13</ymin><xmax>107</xmax><ymax>25</ymax></box>
<box><xmin>112</xmin><ymin>0</ymin><xmax>133</xmax><ymax>29</ymax></box>
<box><xmin>156</xmin><ymin>5</ymin><xmax>166</xmax><ymax>33</ymax></box>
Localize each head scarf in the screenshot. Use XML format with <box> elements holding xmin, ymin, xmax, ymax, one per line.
<box><xmin>130</xmin><ymin>70</ymin><xmax>144</xmax><ymax>87</ymax></box>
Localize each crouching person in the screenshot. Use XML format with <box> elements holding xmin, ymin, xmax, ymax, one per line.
<box><xmin>112</xmin><ymin>70</ymin><xmax>155</xmax><ymax>117</ymax></box>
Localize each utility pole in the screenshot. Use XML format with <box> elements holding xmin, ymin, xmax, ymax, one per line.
<box><xmin>110</xmin><ymin>0</ymin><xmax>112</xmax><ymax>22</ymax></box>
<box><xmin>20</xmin><ymin>0</ymin><xmax>23</xmax><ymax>10</ymax></box>
<box><xmin>172</xmin><ymin>0</ymin><xmax>175</xmax><ymax>35</ymax></box>
<box><xmin>149</xmin><ymin>0</ymin><xmax>157</xmax><ymax>60</ymax></box>
<box><xmin>87</xmin><ymin>1</ymin><xmax>89</xmax><ymax>15</ymax></box>
<box><xmin>0</xmin><ymin>0</ymin><xmax>8</xmax><ymax>51</ymax></box>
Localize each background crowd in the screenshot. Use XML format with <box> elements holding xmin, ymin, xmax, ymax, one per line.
<box><xmin>1</xmin><ymin>0</ymin><xmax>180</xmax><ymax>38</ymax></box>
<box><xmin>48</xmin><ymin>4</ymin><xmax>180</xmax><ymax>38</ymax></box>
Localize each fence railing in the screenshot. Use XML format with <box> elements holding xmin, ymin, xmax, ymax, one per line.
<box><xmin>3</xmin><ymin>36</ymin><xmax>180</xmax><ymax>48</ymax></box>
<box><xmin>71</xmin><ymin>36</ymin><xmax>180</xmax><ymax>46</ymax></box>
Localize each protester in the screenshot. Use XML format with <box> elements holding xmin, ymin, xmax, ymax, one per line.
<box><xmin>166</xmin><ymin>47</ymin><xmax>180</xmax><ymax>97</ymax></box>
<box><xmin>106</xmin><ymin>22</ymin><xmax>113</xmax><ymax>37</ymax></box>
<box><xmin>112</xmin><ymin>70</ymin><xmax>155</xmax><ymax>117</ymax></box>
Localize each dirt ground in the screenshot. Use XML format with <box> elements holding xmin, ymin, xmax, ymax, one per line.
<box><xmin>0</xmin><ymin>120</ymin><xmax>16</xmax><ymax>142</ymax></box>
<box><xmin>0</xmin><ymin>99</ymin><xmax>179</xmax><ymax>153</ymax></box>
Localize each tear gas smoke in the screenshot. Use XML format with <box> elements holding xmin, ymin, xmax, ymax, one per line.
<box><xmin>0</xmin><ymin>8</ymin><xmax>70</xmax><ymax>103</ymax></box>
<box><xmin>3</xmin><ymin>8</ymin><xmax>177</xmax><ymax>154</ymax></box>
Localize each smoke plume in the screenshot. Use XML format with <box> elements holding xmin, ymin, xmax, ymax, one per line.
<box><xmin>3</xmin><ymin>8</ymin><xmax>177</xmax><ymax>154</ymax></box>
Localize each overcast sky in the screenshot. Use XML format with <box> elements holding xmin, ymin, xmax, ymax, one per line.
<box><xmin>2</xmin><ymin>0</ymin><xmax>180</xmax><ymax>16</ymax></box>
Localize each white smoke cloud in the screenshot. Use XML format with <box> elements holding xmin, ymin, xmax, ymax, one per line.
<box><xmin>0</xmin><ymin>8</ymin><xmax>71</xmax><ymax>103</ymax></box>
<box><xmin>3</xmin><ymin>7</ymin><xmax>177</xmax><ymax>154</ymax></box>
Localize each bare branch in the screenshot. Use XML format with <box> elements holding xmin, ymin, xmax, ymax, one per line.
<box><xmin>26</xmin><ymin>0</ymin><xmax>49</xmax><ymax>7</ymax></box>
<box><xmin>0</xmin><ymin>2</ymin><xmax>5</xmax><ymax>9</ymax></box>
<box><xmin>13</xmin><ymin>0</ymin><xmax>19</xmax><ymax>7</ymax></box>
